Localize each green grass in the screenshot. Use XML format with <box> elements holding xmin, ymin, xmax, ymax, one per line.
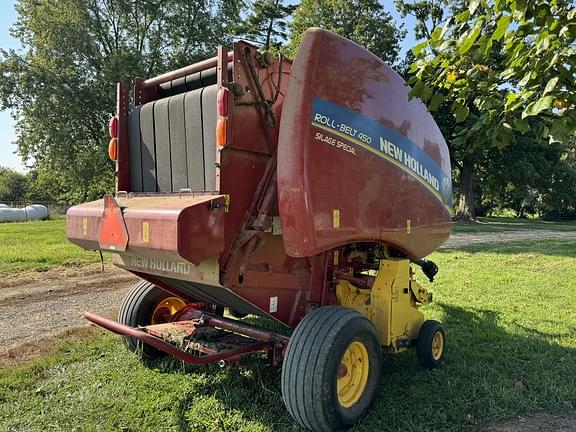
<box><xmin>0</xmin><ymin>218</ymin><xmax>108</xmax><ymax>273</ymax></box>
<box><xmin>2</xmin><ymin>216</ymin><xmax>575</xmax><ymax>273</ymax></box>
<box><xmin>452</xmin><ymin>216</ymin><xmax>576</xmax><ymax>233</ymax></box>
<box><xmin>1</xmin><ymin>239</ymin><xmax>575</xmax><ymax>431</ymax></box>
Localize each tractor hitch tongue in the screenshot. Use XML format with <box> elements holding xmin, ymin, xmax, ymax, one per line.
<box><xmin>67</xmin><ymin>28</ymin><xmax>452</xmax><ymax>432</ymax></box>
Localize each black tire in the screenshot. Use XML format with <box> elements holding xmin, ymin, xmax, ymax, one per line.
<box><xmin>281</xmin><ymin>306</ymin><xmax>382</xmax><ymax>432</ymax></box>
<box><xmin>118</xmin><ymin>280</ymin><xmax>177</xmax><ymax>362</ymax></box>
<box><xmin>416</xmin><ymin>320</ymin><xmax>446</xmax><ymax>369</ymax></box>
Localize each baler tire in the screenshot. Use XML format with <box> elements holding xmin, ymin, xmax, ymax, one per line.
<box><xmin>281</xmin><ymin>306</ymin><xmax>382</xmax><ymax>432</ymax></box>
<box><xmin>416</xmin><ymin>320</ymin><xmax>446</xmax><ymax>369</ymax></box>
<box><xmin>118</xmin><ymin>280</ymin><xmax>176</xmax><ymax>362</ymax></box>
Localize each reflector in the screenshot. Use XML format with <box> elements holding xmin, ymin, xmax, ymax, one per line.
<box><xmin>98</xmin><ymin>194</ymin><xmax>129</xmax><ymax>252</ymax></box>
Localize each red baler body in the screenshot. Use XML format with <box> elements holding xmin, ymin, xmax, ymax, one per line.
<box><xmin>67</xmin><ymin>29</ymin><xmax>451</xmax><ymax>329</ymax></box>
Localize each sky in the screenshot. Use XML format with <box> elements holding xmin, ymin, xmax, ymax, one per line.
<box><xmin>0</xmin><ymin>0</ymin><xmax>22</xmax><ymax>172</ymax></box>
<box><xmin>0</xmin><ymin>0</ymin><xmax>417</xmax><ymax>173</ymax></box>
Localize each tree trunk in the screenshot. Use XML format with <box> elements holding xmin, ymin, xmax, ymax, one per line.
<box><xmin>455</xmin><ymin>157</ymin><xmax>476</xmax><ymax>222</ymax></box>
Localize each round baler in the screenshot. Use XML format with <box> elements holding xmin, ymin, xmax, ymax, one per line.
<box><xmin>67</xmin><ymin>28</ymin><xmax>452</xmax><ymax>431</ymax></box>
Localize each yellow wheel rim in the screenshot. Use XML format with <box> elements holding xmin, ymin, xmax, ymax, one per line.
<box><xmin>337</xmin><ymin>341</ymin><xmax>370</xmax><ymax>408</ymax></box>
<box><xmin>151</xmin><ymin>297</ymin><xmax>186</xmax><ymax>324</ymax></box>
<box><xmin>431</xmin><ymin>331</ymin><xmax>445</xmax><ymax>360</ymax></box>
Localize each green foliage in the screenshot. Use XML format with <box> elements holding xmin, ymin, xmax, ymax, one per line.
<box><xmin>409</xmin><ymin>0</ymin><xmax>576</xmax><ymax>147</ymax></box>
<box><xmin>399</xmin><ymin>0</ymin><xmax>576</xmax><ymax>221</ymax></box>
<box><xmin>480</xmin><ymin>134</ymin><xmax>573</xmax><ymax>217</ymax></box>
<box><xmin>236</xmin><ymin>0</ymin><xmax>296</xmax><ymax>50</ymax></box>
<box><xmin>2</xmin><ymin>239</ymin><xmax>576</xmax><ymax>430</ymax></box>
<box><xmin>286</xmin><ymin>0</ymin><xmax>406</xmax><ymax>63</ymax></box>
<box><xmin>0</xmin><ymin>0</ymin><xmax>244</xmax><ymax>204</ymax></box>
<box><xmin>395</xmin><ymin>0</ymin><xmax>451</xmax><ymax>40</ymax></box>
<box><xmin>0</xmin><ymin>166</ymin><xmax>28</xmax><ymax>202</ymax></box>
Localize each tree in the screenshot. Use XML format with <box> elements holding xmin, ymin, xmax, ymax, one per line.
<box><xmin>236</xmin><ymin>0</ymin><xmax>295</xmax><ymax>50</ymax></box>
<box><xmin>286</xmin><ymin>0</ymin><xmax>406</xmax><ymax>64</ymax></box>
<box><xmin>397</xmin><ymin>0</ymin><xmax>480</xmax><ymax>220</ymax></box>
<box><xmin>395</xmin><ymin>0</ymin><xmax>456</xmax><ymax>40</ymax></box>
<box><xmin>0</xmin><ymin>0</ymin><xmax>244</xmax><ymax>204</ymax></box>
<box><xmin>0</xmin><ymin>166</ymin><xmax>28</xmax><ymax>202</ymax></box>
<box><xmin>539</xmin><ymin>146</ymin><xmax>576</xmax><ymax>220</ymax></box>
<box><xmin>480</xmin><ymin>134</ymin><xmax>565</xmax><ymax>217</ymax></box>
<box><xmin>399</xmin><ymin>0</ymin><xmax>576</xmax><ymax>220</ymax></box>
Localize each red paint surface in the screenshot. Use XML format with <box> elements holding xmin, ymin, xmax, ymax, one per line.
<box><xmin>277</xmin><ymin>28</ymin><xmax>451</xmax><ymax>260</ymax></box>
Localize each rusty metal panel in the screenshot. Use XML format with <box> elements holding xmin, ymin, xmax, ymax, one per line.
<box><xmin>66</xmin><ymin>203</ymin><xmax>102</xmax><ymax>250</ymax></box>
<box><xmin>67</xmin><ymin>194</ymin><xmax>226</xmax><ymax>264</ymax></box>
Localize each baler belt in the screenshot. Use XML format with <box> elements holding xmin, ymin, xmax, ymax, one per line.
<box><xmin>128</xmin><ymin>85</ymin><xmax>218</xmax><ymax>193</ymax></box>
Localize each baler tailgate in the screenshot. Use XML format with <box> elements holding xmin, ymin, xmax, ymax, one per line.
<box><xmin>67</xmin><ymin>193</ymin><xmax>226</xmax><ymax>266</ymax></box>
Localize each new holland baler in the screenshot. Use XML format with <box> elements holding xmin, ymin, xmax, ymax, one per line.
<box><xmin>67</xmin><ymin>28</ymin><xmax>452</xmax><ymax>431</ymax></box>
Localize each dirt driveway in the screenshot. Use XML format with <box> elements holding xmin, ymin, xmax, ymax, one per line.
<box><xmin>0</xmin><ymin>263</ymin><xmax>137</xmax><ymax>353</ymax></box>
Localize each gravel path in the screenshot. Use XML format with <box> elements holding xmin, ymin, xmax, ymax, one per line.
<box><xmin>2</xmin><ymin>229</ymin><xmax>576</xmax><ymax>361</ymax></box>
<box><xmin>0</xmin><ymin>263</ymin><xmax>136</xmax><ymax>354</ymax></box>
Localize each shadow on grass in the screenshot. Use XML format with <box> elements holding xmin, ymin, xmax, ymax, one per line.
<box><xmin>451</xmin><ymin>217</ymin><xmax>576</xmax><ymax>234</ymax></box>
<box><xmin>150</xmin><ymin>305</ymin><xmax>576</xmax><ymax>432</ymax></box>
<box><xmin>439</xmin><ymin>239</ymin><xmax>576</xmax><ymax>258</ymax></box>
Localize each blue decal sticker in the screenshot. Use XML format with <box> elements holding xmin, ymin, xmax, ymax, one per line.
<box><xmin>311</xmin><ymin>98</ymin><xmax>453</xmax><ymax>208</ymax></box>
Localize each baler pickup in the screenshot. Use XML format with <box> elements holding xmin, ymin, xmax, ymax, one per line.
<box><xmin>84</xmin><ymin>308</ymin><xmax>288</xmax><ymax>367</ymax></box>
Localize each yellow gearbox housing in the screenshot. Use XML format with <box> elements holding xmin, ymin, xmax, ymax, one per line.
<box><xmin>336</xmin><ymin>258</ymin><xmax>432</xmax><ymax>352</ymax></box>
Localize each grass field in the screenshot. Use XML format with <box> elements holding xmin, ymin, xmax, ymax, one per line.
<box><xmin>1</xmin><ymin>239</ymin><xmax>575</xmax><ymax>431</ymax></box>
<box><xmin>0</xmin><ymin>218</ymin><xmax>109</xmax><ymax>273</ymax></box>
<box><xmin>451</xmin><ymin>216</ymin><xmax>576</xmax><ymax>233</ymax></box>
<box><xmin>2</xmin><ymin>216</ymin><xmax>575</xmax><ymax>274</ymax></box>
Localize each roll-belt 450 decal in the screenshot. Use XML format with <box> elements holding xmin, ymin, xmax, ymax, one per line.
<box><xmin>311</xmin><ymin>98</ymin><xmax>453</xmax><ymax>209</ymax></box>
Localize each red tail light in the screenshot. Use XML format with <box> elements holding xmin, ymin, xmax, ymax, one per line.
<box><xmin>217</xmin><ymin>88</ymin><xmax>229</xmax><ymax>117</ymax></box>
<box><xmin>108</xmin><ymin>116</ymin><xmax>118</xmax><ymax>138</ymax></box>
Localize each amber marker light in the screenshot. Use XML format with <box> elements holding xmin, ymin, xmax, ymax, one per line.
<box><xmin>108</xmin><ymin>137</ymin><xmax>118</xmax><ymax>161</ymax></box>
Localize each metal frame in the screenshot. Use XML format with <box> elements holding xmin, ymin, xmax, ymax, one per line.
<box><xmin>84</xmin><ymin>307</ymin><xmax>288</xmax><ymax>366</ymax></box>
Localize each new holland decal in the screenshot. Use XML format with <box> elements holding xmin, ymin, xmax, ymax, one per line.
<box><xmin>311</xmin><ymin>98</ymin><xmax>453</xmax><ymax>208</ymax></box>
